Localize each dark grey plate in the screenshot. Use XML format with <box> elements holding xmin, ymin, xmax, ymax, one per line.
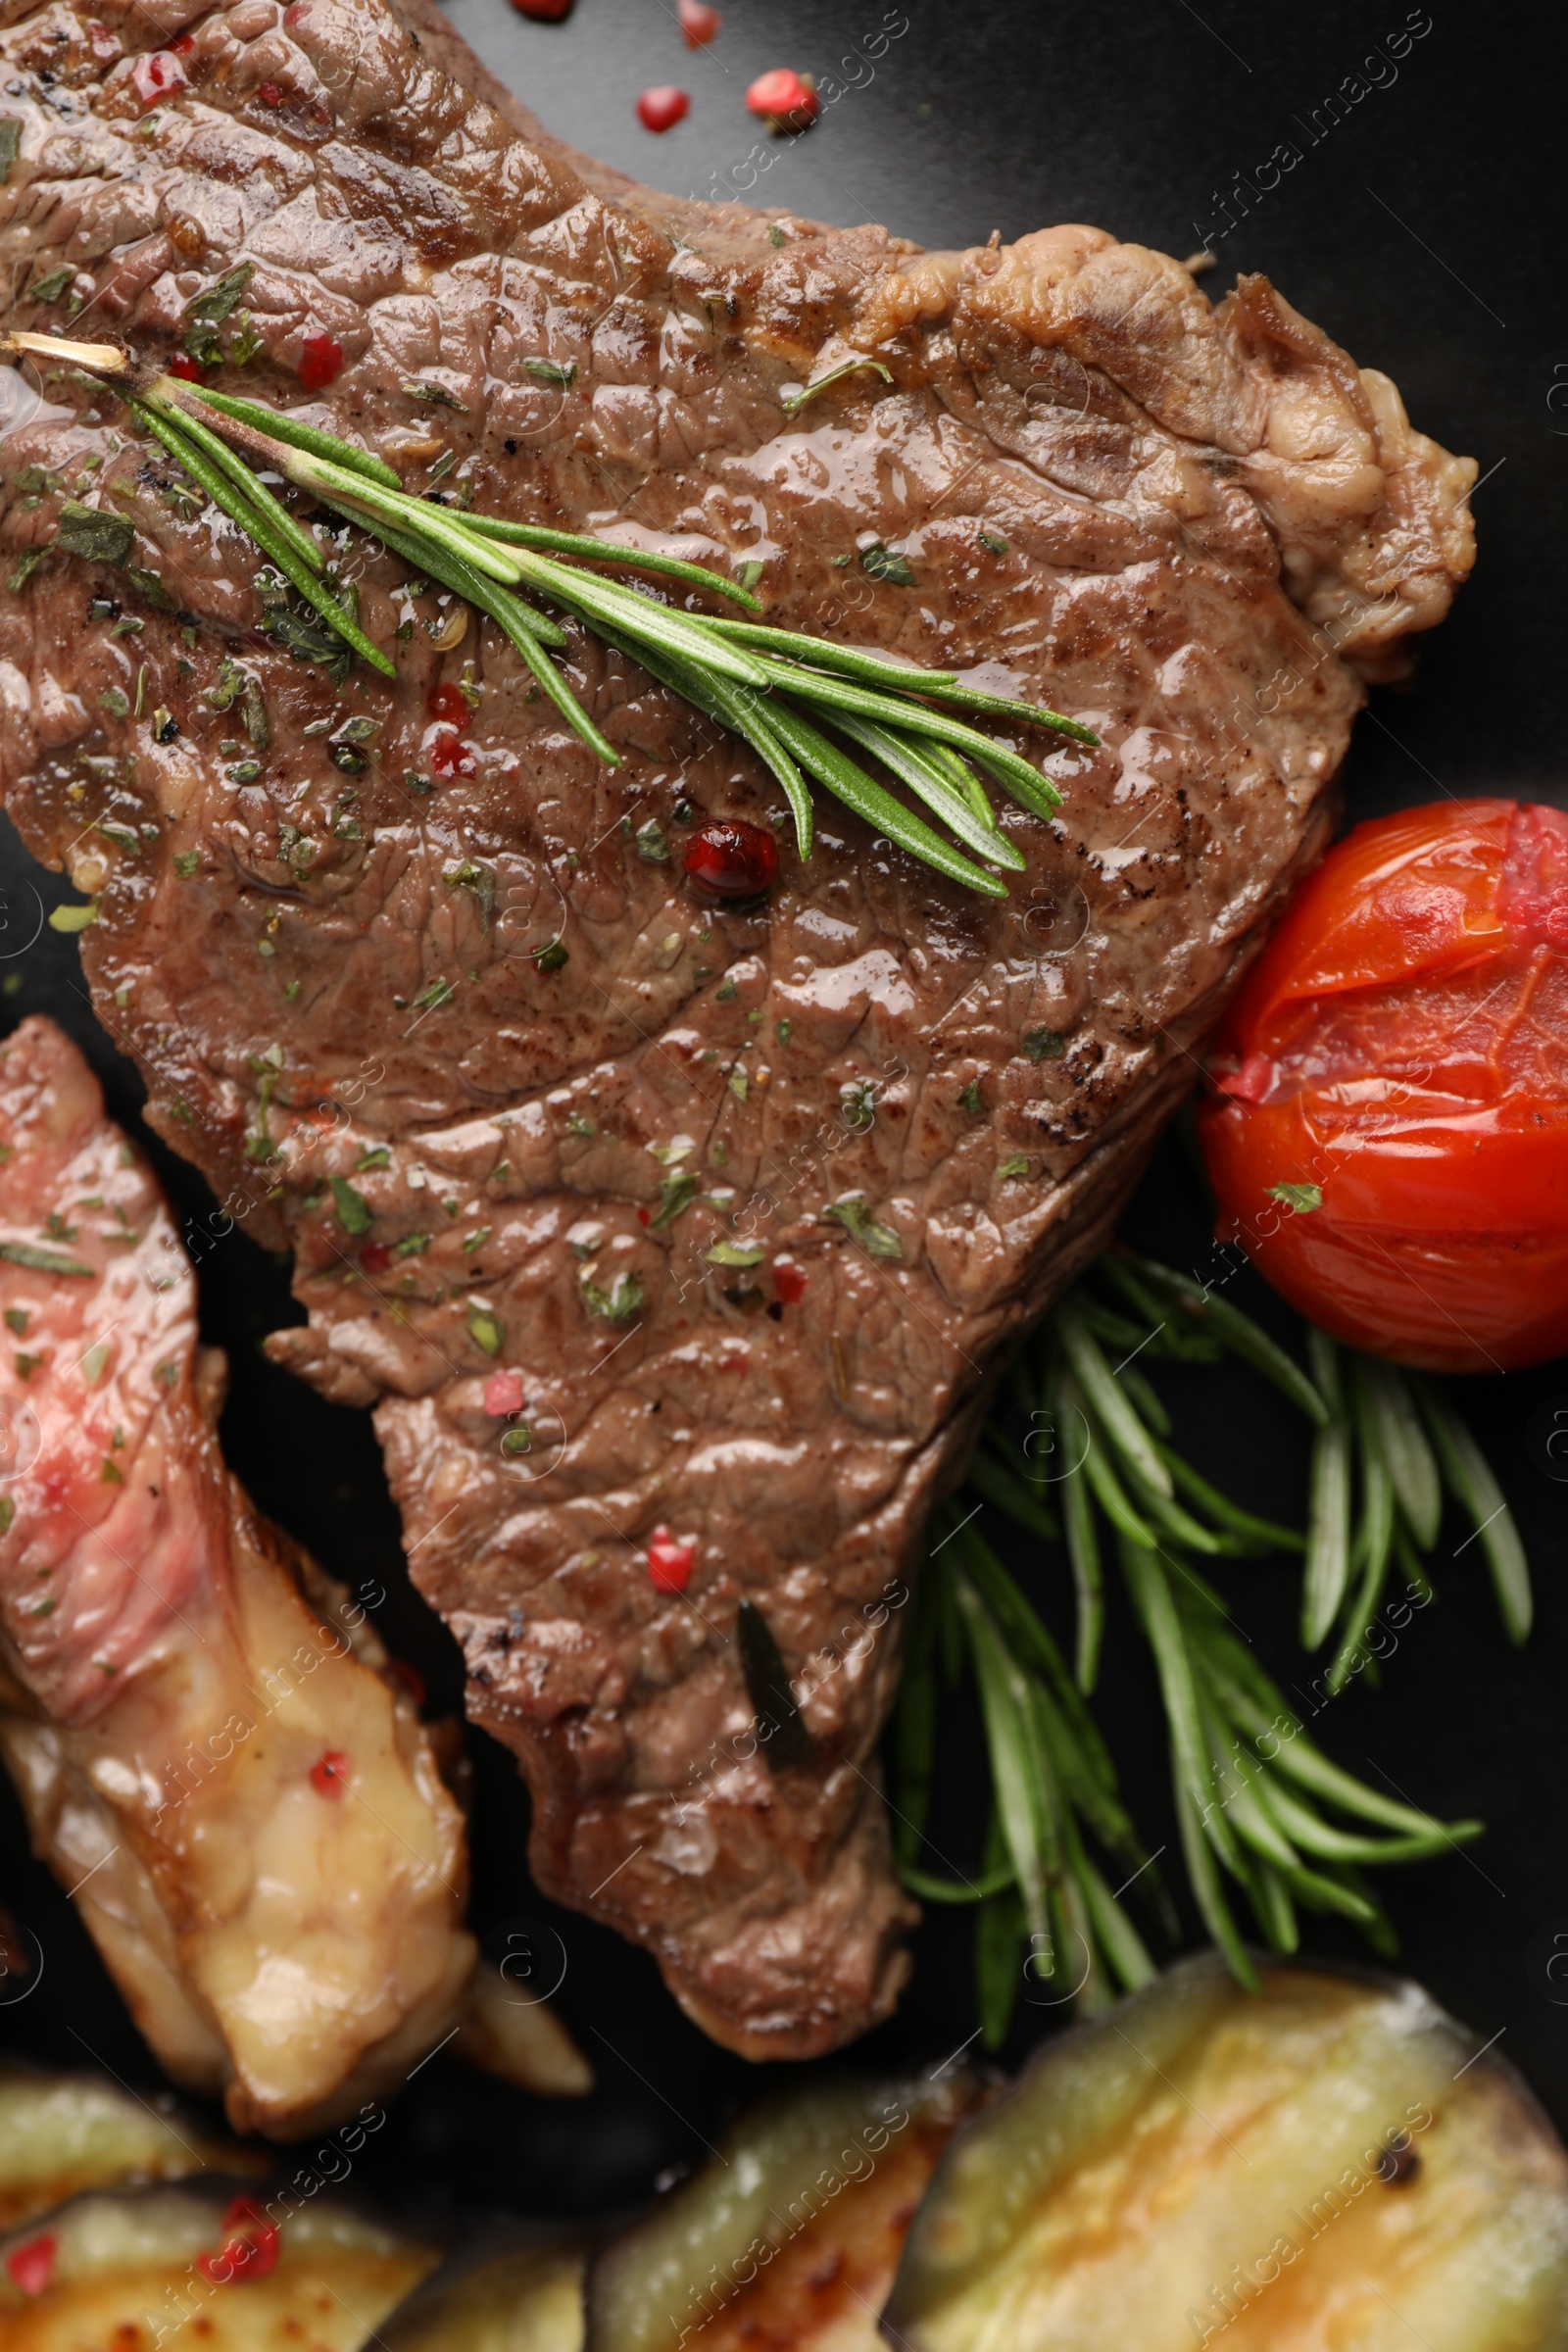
<box><xmin>3</xmin><ymin>0</ymin><xmax>1566</xmax><ymax>2226</ymax></box>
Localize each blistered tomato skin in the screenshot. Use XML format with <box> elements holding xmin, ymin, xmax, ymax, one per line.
<box><xmin>1197</xmin><ymin>799</ymin><xmax>1568</xmax><ymax>1371</ymax></box>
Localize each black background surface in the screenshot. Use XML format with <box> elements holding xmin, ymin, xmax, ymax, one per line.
<box><xmin>2</xmin><ymin>0</ymin><xmax>1566</xmax><ymax>2230</ymax></box>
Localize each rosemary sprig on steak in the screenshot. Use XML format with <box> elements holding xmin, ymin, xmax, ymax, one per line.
<box><xmin>1</xmin><ymin>331</ymin><xmax>1097</xmax><ymax>899</ymax></box>
<box><xmin>898</xmin><ymin>1249</ymin><xmax>1525</xmax><ymax>2041</ymax></box>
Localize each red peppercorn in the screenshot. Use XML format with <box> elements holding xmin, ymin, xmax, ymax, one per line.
<box><xmin>425</xmin><ymin>681</ymin><xmax>468</xmax><ymax>725</ymax></box>
<box><xmin>130</xmin><ymin>50</ymin><xmax>184</xmax><ymax>104</ymax></box>
<box><xmin>746</xmin><ymin>68</ymin><xmax>816</xmax><ymax>128</ymax></box>
<box><xmin>683</xmin><ymin>817</ymin><xmax>778</xmax><ymax>898</ymax></box>
<box><xmin>647</xmin><ymin>1526</ymin><xmax>697</xmax><ymax>1592</ymax></box>
<box><xmin>170</xmin><ymin>30</ymin><xmax>195</xmax><ymax>53</ymax></box>
<box><xmin>167</xmin><ymin>352</ymin><xmax>207</xmax><ymax>381</ymax></box>
<box><xmin>427</xmin><ymin>727</ymin><xmax>475</xmax><ymax>779</ymax></box>
<box><xmin>297</xmin><ymin>331</ymin><xmax>344</xmax><ymax>391</ymax></box>
<box><xmin>636</xmin><ymin>84</ymin><xmax>690</xmax><ymax>133</ymax></box>
<box><xmin>6</xmin><ymin>2235</ymin><xmax>56</xmax><ymax>2297</ymax></box>
<box><xmin>511</xmin><ymin>0</ymin><xmax>573</xmax><ymax>15</ymax></box>
<box><xmin>360</xmin><ymin>1241</ymin><xmax>391</xmax><ymax>1273</ymax></box>
<box><xmin>677</xmin><ymin>0</ymin><xmax>721</xmax><ymax>45</ymax></box>
<box><xmin>484</xmin><ymin>1368</ymin><xmax>524</xmax><ymax>1417</ymax></box>
<box><xmin>257</xmin><ymin>79</ymin><xmax>284</xmax><ymax>105</ymax></box>
<box><xmin>197</xmin><ymin>2201</ymin><xmax>279</xmax><ymax>2286</ymax></box>
<box><xmin>309</xmin><ymin>1748</ymin><xmax>349</xmax><ymax>1796</ymax></box>
<box><xmin>772</xmin><ymin>1259</ymin><xmax>808</xmax><ymax>1304</ymax></box>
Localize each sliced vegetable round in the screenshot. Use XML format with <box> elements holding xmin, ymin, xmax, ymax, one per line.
<box><xmin>886</xmin><ymin>1953</ymin><xmax>1568</xmax><ymax>2352</ymax></box>
<box><xmin>1198</xmin><ymin>800</ymin><xmax>1568</xmax><ymax>1370</ymax></box>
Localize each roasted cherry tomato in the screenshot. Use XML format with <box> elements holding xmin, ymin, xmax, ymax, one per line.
<box><xmin>1197</xmin><ymin>799</ymin><xmax>1568</xmax><ymax>1372</ymax></box>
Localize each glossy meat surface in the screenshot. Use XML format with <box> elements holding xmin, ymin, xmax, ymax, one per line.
<box><xmin>0</xmin><ymin>0</ymin><xmax>1476</xmax><ymax>2052</ymax></box>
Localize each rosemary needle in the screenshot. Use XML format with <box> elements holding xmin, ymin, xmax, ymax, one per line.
<box><xmin>0</xmin><ymin>330</ymin><xmax>1100</xmax><ymax>897</ymax></box>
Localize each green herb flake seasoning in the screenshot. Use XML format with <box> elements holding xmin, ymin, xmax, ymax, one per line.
<box><xmin>823</xmin><ymin>1195</ymin><xmax>903</xmax><ymax>1260</ymax></box>
<box><xmin>402</xmin><ymin>378</ymin><xmax>468</xmax><ymax>412</ymax></box>
<box><xmin>958</xmin><ymin>1079</ymin><xmax>984</xmax><ymax>1113</ymax></box>
<box><xmin>998</xmin><ymin>1153</ymin><xmax>1031</xmax><ymax>1178</ymax></box>
<box><xmin>467</xmin><ymin>1303</ymin><xmax>503</xmax><ymax>1355</ymax></box>
<box><xmin>393</xmin><ymin>1232</ymin><xmax>428</xmax><ymax>1257</ymax></box>
<box><xmin>706</xmin><ymin>1240</ymin><xmax>765</xmax><ymax>1268</ymax></box>
<box><xmin>55</xmin><ymin>499</ymin><xmax>134</xmax><ymax>567</ymax></box>
<box><xmin>859</xmin><ymin>541</ymin><xmax>915</xmax><ymax>587</ymax></box>
<box><xmin>524</xmin><ymin>357</ymin><xmax>576</xmax><ymax>388</ymax></box>
<box><xmin>6</xmin><ymin>549</ymin><xmax>44</xmax><ymax>594</ymax></box>
<box><xmin>533</xmin><ymin>938</ymin><xmax>568</xmax><ymax>974</ymax></box>
<box><xmin>1268</xmin><ymin>1181</ymin><xmax>1323</xmax><ymax>1213</ymax></box>
<box><xmin>0</xmin><ymin>1496</ymin><xmax>12</xmax><ymax>1534</ymax></box>
<box><xmin>581</xmin><ymin>1270</ymin><xmax>644</xmax><ymax>1323</ymax></box>
<box><xmin>1024</xmin><ymin>1026</ymin><xmax>1066</xmax><ymax>1062</ymax></box>
<box><xmin>1</xmin><ymin>1309</ymin><xmax>23</xmax><ymax>1336</ymax></box>
<box><xmin>445</xmin><ymin>859</ymin><xmax>495</xmax><ymax>930</ymax></box>
<box><xmin>172</xmin><ymin>851</ymin><xmax>200</xmax><ymax>879</ymax></box>
<box><xmin>410</xmin><ymin>978</ymin><xmax>455</xmax><ymax>1013</ymax></box>
<box><xmin>566</xmin><ymin>1113</ymin><xmax>594</xmax><ymax>1138</ymax></box>
<box><xmin>977</xmin><ymin>529</ymin><xmax>1009</xmax><ymax>556</ymax></box>
<box><xmin>329</xmin><ymin>1174</ymin><xmax>373</xmax><ymax>1237</ymax></box>
<box><xmin>500</xmin><ymin>1424</ymin><xmax>532</xmax><ymax>1457</ymax></box>
<box><xmin>29</xmin><ymin>264</ymin><xmax>74</xmax><ymax>304</ymax></box>
<box><xmin>183</xmin><ymin>262</ymin><xmax>254</xmax><ymax>325</ymax></box>
<box><xmin>356</xmin><ymin>1146</ymin><xmax>391</xmax><ymax>1171</ymax></box>
<box><xmin>0</xmin><ymin>1239</ymin><xmax>93</xmax><ymax>1276</ymax></box>
<box><xmin>650</xmin><ymin>1170</ymin><xmax>699</xmax><ymax>1231</ymax></box>
<box><xmin>840</xmin><ymin>1079</ymin><xmax>875</xmax><ymax>1131</ymax></box>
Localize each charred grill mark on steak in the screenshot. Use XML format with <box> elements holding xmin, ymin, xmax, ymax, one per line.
<box><xmin>0</xmin><ymin>0</ymin><xmax>1475</xmax><ymax>2054</ymax></box>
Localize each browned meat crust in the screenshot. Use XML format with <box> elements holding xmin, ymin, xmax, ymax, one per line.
<box><xmin>0</xmin><ymin>0</ymin><xmax>1474</xmax><ymax>2055</ymax></box>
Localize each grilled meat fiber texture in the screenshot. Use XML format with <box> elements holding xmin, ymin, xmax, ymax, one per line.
<box><xmin>0</xmin><ymin>0</ymin><xmax>1474</xmax><ymax>2058</ymax></box>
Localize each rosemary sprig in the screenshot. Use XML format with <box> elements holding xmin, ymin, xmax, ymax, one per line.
<box><xmin>1</xmin><ymin>330</ymin><xmax>1097</xmax><ymax>896</ymax></box>
<box><xmin>895</xmin><ymin>1246</ymin><xmax>1527</xmax><ymax>2046</ymax></box>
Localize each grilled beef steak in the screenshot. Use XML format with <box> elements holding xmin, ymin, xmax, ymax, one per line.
<box><xmin>0</xmin><ymin>0</ymin><xmax>1474</xmax><ymax>2056</ymax></box>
